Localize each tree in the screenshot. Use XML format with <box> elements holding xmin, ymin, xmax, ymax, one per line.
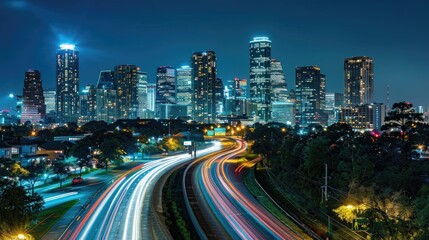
<box><xmin>51</xmin><ymin>160</ymin><xmax>70</xmax><ymax>188</ymax></box>
<box><xmin>22</xmin><ymin>161</ymin><xmax>46</xmax><ymax>194</ymax></box>
<box><xmin>75</xmin><ymin>158</ymin><xmax>91</xmax><ymax>177</ymax></box>
<box><xmin>0</xmin><ymin>178</ymin><xmax>44</xmax><ymax>239</ymax></box>
<box><xmin>0</xmin><ymin>157</ymin><xmax>29</xmax><ymax>179</ymax></box>
<box><xmin>99</xmin><ymin>138</ymin><xmax>125</xmax><ymax>170</ymax></box>
<box><xmin>383</xmin><ymin>102</ymin><xmax>423</xmax><ymax>140</ymax></box>
<box><xmin>415</xmin><ymin>185</ymin><xmax>429</xmax><ymax>239</ymax></box>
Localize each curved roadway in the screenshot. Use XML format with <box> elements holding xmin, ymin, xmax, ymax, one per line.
<box><xmin>63</xmin><ymin>142</ymin><xmax>222</xmax><ymax>240</ymax></box>
<box><xmin>192</xmin><ymin>138</ymin><xmax>306</xmax><ymax>239</ymax></box>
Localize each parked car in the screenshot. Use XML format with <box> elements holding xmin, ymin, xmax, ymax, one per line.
<box><xmin>72</xmin><ymin>177</ymin><xmax>84</xmax><ymax>184</ymax></box>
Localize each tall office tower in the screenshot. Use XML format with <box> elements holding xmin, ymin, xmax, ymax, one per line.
<box><xmin>224</xmin><ymin>78</ymin><xmax>247</xmax><ymax>116</ymax></box>
<box><xmin>271</xmin><ymin>102</ymin><xmax>295</xmax><ymax>125</ymax></box>
<box><xmin>176</xmin><ymin>66</ymin><xmax>193</xmax><ymax>116</ymax></box>
<box><xmin>325</xmin><ymin>93</ymin><xmax>343</xmax><ymax>126</ymax></box>
<box><xmin>114</xmin><ymin>65</ymin><xmax>139</xmax><ymax>119</ymax></box>
<box><xmin>79</xmin><ymin>84</ymin><xmax>96</xmax><ymax>124</ymax></box>
<box><xmin>192</xmin><ymin>51</ymin><xmax>217</xmax><ymax>124</ymax></box>
<box><xmin>215</xmin><ymin>78</ymin><xmax>224</xmax><ymax>115</ymax></box>
<box><xmin>56</xmin><ymin>43</ymin><xmax>79</xmax><ymax>122</ymax></box>
<box><xmin>344</xmin><ymin>56</ymin><xmax>374</xmax><ymax>106</ymax></box>
<box><xmin>270</xmin><ymin>59</ymin><xmax>288</xmax><ymax>102</ymax></box>
<box><xmin>21</xmin><ymin>69</ymin><xmax>46</xmax><ymax>124</ymax></box>
<box><xmin>156</xmin><ymin>66</ymin><xmax>176</xmax><ymax>115</ymax></box>
<box><xmin>137</xmin><ymin>72</ymin><xmax>148</xmax><ymax>118</ymax></box>
<box><xmin>295</xmin><ymin>66</ymin><xmax>326</xmax><ymax>126</ymax></box>
<box><xmin>96</xmin><ymin>70</ymin><xmax>117</xmax><ymax>123</ymax></box>
<box><xmin>249</xmin><ymin>37</ymin><xmax>271</xmax><ymax>122</ymax></box>
<box><xmin>147</xmin><ymin>84</ymin><xmax>156</xmax><ymax>112</ymax></box>
<box><xmin>44</xmin><ymin>88</ymin><xmax>56</xmax><ymax>122</ymax></box>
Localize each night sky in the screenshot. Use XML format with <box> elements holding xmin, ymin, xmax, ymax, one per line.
<box><xmin>1</xmin><ymin>0</ymin><xmax>428</xmax><ymax>111</ymax></box>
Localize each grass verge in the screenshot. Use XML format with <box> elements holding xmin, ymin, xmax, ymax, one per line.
<box><xmin>28</xmin><ymin>200</ymin><xmax>79</xmax><ymax>240</ymax></box>
<box><xmin>243</xmin><ymin>167</ymin><xmax>312</xmax><ymax>239</ymax></box>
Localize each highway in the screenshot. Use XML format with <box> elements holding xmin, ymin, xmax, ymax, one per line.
<box><xmin>191</xmin><ymin>138</ymin><xmax>306</xmax><ymax>239</ymax></box>
<box><xmin>62</xmin><ymin>142</ymin><xmax>222</xmax><ymax>240</ymax></box>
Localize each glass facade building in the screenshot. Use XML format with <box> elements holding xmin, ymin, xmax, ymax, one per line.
<box><xmin>344</xmin><ymin>56</ymin><xmax>374</xmax><ymax>106</ymax></box>
<box><xmin>21</xmin><ymin>69</ymin><xmax>46</xmax><ymax>124</ymax></box>
<box><xmin>249</xmin><ymin>37</ymin><xmax>271</xmax><ymax>122</ymax></box>
<box><xmin>192</xmin><ymin>51</ymin><xmax>217</xmax><ymax>124</ymax></box>
<box><xmin>137</xmin><ymin>71</ymin><xmax>148</xmax><ymax>118</ymax></box>
<box><xmin>114</xmin><ymin>65</ymin><xmax>139</xmax><ymax>119</ymax></box>
<box><xmin>295</xmin><ymin>66</ymin><xmax>326</xmax><ymax>126</ymax></box>
<box><xmin>96</xmin><ymin>70</ymin><xmax>117</xmax><ymax>123</ymax></box>
<box><xmin>176</xmin><ymin>66</ymin><xmax>192</xmax><ymax>116</ymax></box>
<box><xmin>270</xmin><ymin>59</ymin><xmax>288</xmax><ymax>102</ymax></box>
<box><xmin>56</xmin><ymin>44</ymin><xmax>79</xmax><ymax>122</ymax></box>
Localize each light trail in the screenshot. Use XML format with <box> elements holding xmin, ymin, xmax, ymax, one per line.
<box><xmin>67</xmin><ymin>142</ymin><xmax>221</xmax><ymax>240</ymax></box>
<box><xmin>196</xmin><ymin>138</ymin><xmax>304</xmax><ymax>239</ymax></box>
<box><xmin>44</xmin><ymin>192</ymin><xmax>78</xmax><ymax>202</ymax></box>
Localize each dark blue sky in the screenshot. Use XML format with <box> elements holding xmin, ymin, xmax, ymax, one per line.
<box><xmin>1</xmin><ymin>0</ymin><xmax>428</xmax><ymax>111</ymax></box>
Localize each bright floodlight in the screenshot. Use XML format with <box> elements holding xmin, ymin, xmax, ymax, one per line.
<box><xmin>60</xmin><ymin>43</ymin><xmax>76</xmax><ymax>50</ymax></box>
<box><xmin>9</xmin><ymin>93</ymin><xmax>14</xmax><ymax>98</ymax></box>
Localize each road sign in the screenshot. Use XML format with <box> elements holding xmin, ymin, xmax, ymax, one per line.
<box><xmin>184</xmin><ymin>140</ymin><xmax>192</xmax><ymax>146</ymax></box>
<box><xmin>353</xmin><ymin>218</ymin><xmax>369</xmax><ymax>231</ymax></box>
<box><xmin>207</xmin><ymin>130</ymin><xmax>215</xmax><ymax>136</ymax></box>
<box><xmin>214</xmin><ymin>127</ymin><xmax>226</xmax><ymax>136</ymax></box>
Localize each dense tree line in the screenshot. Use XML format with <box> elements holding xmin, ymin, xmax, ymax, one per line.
<box><xmin>246</xmin><ymin>102</ymin><xmax>429</xmax><ymax>239</ymax></box>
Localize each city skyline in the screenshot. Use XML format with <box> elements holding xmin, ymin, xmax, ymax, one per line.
<box><xmin>1</xmin><ymin>0</ymin><xmax>429</xmax><ymax>111</ymax></box>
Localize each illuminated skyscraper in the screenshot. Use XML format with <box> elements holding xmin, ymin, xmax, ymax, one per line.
<box><xmin>21</xmin><ymin>69</ymin><xmax>46</xmax><ymax>124</ymax></box>
<box><xmin>79</xmin><ymin>84</ymin><xmax>96</xmax><ymax>124</ymax></box>
<box><xmin>176</xmin><ymin>66</ymin><xmax>193</xmax><ymax>116</ymax></box>
<box><xmin>344</xmin><ymin>56</ymin><xmax>374</xmax><ymax>106</ymax></box>
<box><xmin>215</xmin><ymin>78</ymin><xmax>224</xmax><ymax>115</ymax></box>
<box><xmin>137</xmin><ymin>71</ymin><xmax>148</xmax><ymax>118</ymax></box>
<box><xmin>249</xmin><ymin>37</ymin><xmax>271</xmax><ymax>122</ymax></box>
<box><xmin>44</xmin><ymin>88</ymin><xmax>56</xmax><ymax>122</ymax></box>
<box><xmin>114</xmin><ymin>65</ymin><xmax>139</xmax><ymax>119</ymax></box>
<box><xmin>96</xmin><ymin>70</ymin><xmax>117</xmax><ymax>123</ymax></box>
<box><xmin>147</xmin><ymin>84</ymin><xmax>156</xmax><ymax>113</ymax></box>
<box><xmin>295</xmin><ymin>66</ymin><xmax>326</xmax><ymax>126</ymax></box>
<box><xmin>270</xmin><ymin>59</ymin><xmax>288</xmax><ymax>102</ymax></box>
<box><xmin>56</xmin><ymin>43</ymin><xmax>79</xmax><ymax>122</ymax></box>
<box><xmin>192</xmin><ymin>51</ymin><xmax>217</xmax><ymax>123</ymax></box>
<box><xmin>156</xmin><ymin>66</ymin><xmax>176</xmax><ymax>110</ymax></box>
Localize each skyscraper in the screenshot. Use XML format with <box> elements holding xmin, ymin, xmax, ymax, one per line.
<box><xmin>79</xmin><ymin>84</ymin><xmax>96</xmax><ymax>124</ymax></box>
<box><xmin>44</xmin><ymin>88</ymin><xmax>56</xmax><ymax>122</ymax></box>
<box><xmin>270</xmin><ymin>59</ymin><xmax>288</xmax><ymax>102</ymax></box>
<box><xmin>249</xmin><ymin>37</ymin><xmax>271</xmax><ymax>122</ymax></box>
<box><xmin>114</xmin><ymin>65</ymin><xmax>139</xmax><ymax>119</ymax></box>
<box><xmin>147</xmin><ymin>84</ymin><xmax>156</xmax><ymax>113</ymax></box>
<box><xmin>192</xmin><ymin>51</ymin><xmax>217</xmax><ymax>123</ymax></box>
<box><xmin>344</xmin><ymin>56</ymin><xmax>374</xmax><ymax>106</ymax></box>
<box><xmin>56</xmin><ymin>43</ymin><xmax>79</xmax><ymax>122</ymax></box>
<box><xmin>156</xmin><ymin>66</ymin><xmax>176</xmax><ymax>111</ymax></box>
<box><xmin>96</xmin><ymin>70</ymin><xmax>117</xmax><ymax>123</ymax></box>
<box><xmin>176</xmin><ymin>66</ymin><xmax>193</xmax><ymax>116</ymax></box>
<box><xmin>215</xmin><ymin>78</ymin><xmax>224</xmax><ymax>115</ymax></box>
<box><xmin>295</xmin><ymin>66</ymin><xmax>326</xmax><ymax>126</ymax></box>
<box><xmin>137</xmin><ymin>71</ymin><xmax>148</xmax><ymax>118</ymax></box>
<box><xmin>21</xmin><ymin>69</ymin><xmax>46</xmax><ymax>124</ymax></box>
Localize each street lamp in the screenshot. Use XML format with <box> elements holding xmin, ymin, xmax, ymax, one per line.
<box><xmin>17</xmin><ymin>233</ymin><xmax>25</xmax><ymax>240</ymax></box>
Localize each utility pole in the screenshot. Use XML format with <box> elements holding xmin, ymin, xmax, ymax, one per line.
<box><xmin>321</xmin><ymin>163</ymin><xmax>331</xmax><ymax>239</ymax></box>
<box><xmin>322</xmin><ymin>163</ymin><xmax>328</xmax><ymax>202</ymax></box>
